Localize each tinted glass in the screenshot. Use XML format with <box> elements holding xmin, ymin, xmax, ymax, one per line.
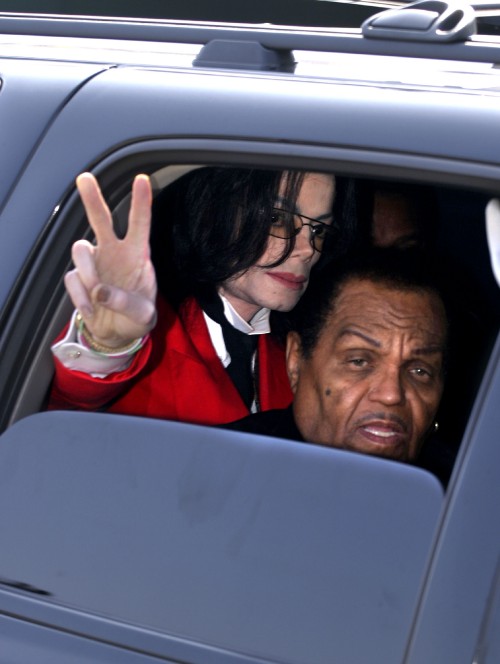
<box><xmin>0</xmin><ymin>0</ymin><xmax>385</xmax><ymax>27</ymax></box>
<box><xmin>0</xmin><ymin>411</ymin><xmax>443</xmax><ymax>663</ymax></box>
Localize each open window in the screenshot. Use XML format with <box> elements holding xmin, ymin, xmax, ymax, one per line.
<box><xmin>2</xmin><ymin>151</ymin><xmax>500</xmax><ymax>482</ymax></box>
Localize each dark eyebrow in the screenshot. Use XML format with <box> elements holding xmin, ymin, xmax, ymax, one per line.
<box><xmin>275</xmin><ymin>196</ymin><xmax>333</xmax><ymax>223</ymax></box>
<box><xmin>338</xmin><ymin>329</ymin><xmax>381</xmax><ymax>347</ymax></box>
<box><xmin>305</xmin><ymin>211</ymin><xmax>334</xmax><ymax>223</ymax></box>
<box><xmin>338</xmin><ymin>330</ymin><xmax>445</xmax><ymax>357</ymax></box>
<box><xmin>413</xmin><ymin>345</ymin><xmax>445</xmax><ymax>357</ymax></box>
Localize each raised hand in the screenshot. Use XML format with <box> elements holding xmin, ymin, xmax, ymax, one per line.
<box><xmin>64</xmin><ymin>173</ymin><xmax>158</xmax><ymax>348</ymax></box>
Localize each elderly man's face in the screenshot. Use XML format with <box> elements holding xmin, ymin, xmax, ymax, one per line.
<box><xmin>287</xmin><ymin>279</ymin><xmax>447</xmax><ymax>462</ymax></box>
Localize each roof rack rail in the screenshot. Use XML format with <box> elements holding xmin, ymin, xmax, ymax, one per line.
<box><xmin>193</xmin><ymin>40</ymin><xmax>296</xmax><ymax>72</ymax></box>
<box><xmin>1</xmin><ymin>4</ymin><xmax>500</xmax><ymax>66</ymax></box>
<box><xmin>362</xmin><ymin>0</ymin><xmax>477</xmax><ymax>42</ymax></box>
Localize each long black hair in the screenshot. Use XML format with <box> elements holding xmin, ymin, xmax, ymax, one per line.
<box><xmin>151</xmin><ymin>166</ymin><xmax>356</xmax><ymax>305</ymax></box>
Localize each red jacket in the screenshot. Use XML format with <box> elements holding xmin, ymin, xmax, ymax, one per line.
<box><xmin>50</xmin><ymin>295</ymin><xmax>293</xmax><ymax>425</ymax></box>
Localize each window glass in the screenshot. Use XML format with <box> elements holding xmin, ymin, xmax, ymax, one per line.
<box><xmin>0</xmin><ymin>0</ymin><xmax>395</xmax><ymax>28</ymax></box>
<box><xmin>0</xmin><ymin>410</ymin><xmax>444</xmax><ymax>663</ymax></box>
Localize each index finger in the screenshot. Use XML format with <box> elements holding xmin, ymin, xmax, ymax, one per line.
<box><xmin>76</xmin><ymin>172</ymin><xmax>116</xmax><ymax>245</ymax></box>
<box><xmin>126</xmin><ymin>174</ymin><xmax>153</xmax><ymax>249</ymax></box>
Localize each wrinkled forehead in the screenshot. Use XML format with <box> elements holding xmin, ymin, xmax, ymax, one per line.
<box><xmin>331</xmin><ymin>278</ymin><xmax>448</xmax><ymax>343</ymax></box>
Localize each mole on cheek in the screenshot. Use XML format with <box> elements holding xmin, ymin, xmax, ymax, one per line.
<box><xmin>325</xmin><ymin>388</ymin><xmax>331</xmax><ymax>396</ymax></box>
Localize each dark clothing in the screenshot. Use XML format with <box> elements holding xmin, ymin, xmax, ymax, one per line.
<box><xmin>224</xmin><ymin>405</ymin><xmax>303</xmax><ymax>441</ymax></box>
<box><xmin>415</xmin><ymin>436</ymin><xmax>456</xmax><ymax>489</ymax></box>
<box><xmin>198</xmin><ymin>290</ymin><xmax>259</xmax><ymax>410</ymax></box>
<box><xmin>225</xmin><ymin>405</ymin><xmax>453</xmax><ymax>488</ymax></box>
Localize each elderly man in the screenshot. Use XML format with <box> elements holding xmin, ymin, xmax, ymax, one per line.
<box><xmin>226</xmin><ymin>248</ymin><xmax>449</xmax><ymax>466</ymax></box>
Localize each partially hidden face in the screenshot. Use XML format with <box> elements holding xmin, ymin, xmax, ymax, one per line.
<box><xmin>220</xmin><ymin>172</ymin><xmax>335</xmax><ymax>322</ymax></box>
<box><xmin>287</xmin><ymin>279</ymin><xmax>447</xmax><ymax>462</ymax></box>
<box><xmin>372</xmin><ymin>191</ymin><xmax>421</xmax><ymax>249</ymax></box>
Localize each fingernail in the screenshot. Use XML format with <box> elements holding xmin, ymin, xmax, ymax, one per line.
<box><xmin>96</xmin><ymin>286</ymin><xmax>110</xmax><ymax>304</ymax></box>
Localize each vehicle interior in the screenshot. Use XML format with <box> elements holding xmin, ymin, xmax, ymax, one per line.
<box><xmin>4</xmin><ymin>157</ymin><xmax>500</xmax><ymax>482</ymax></box>
<box><xmin>0</xmin><ymin>156</ymin><xmax>500</xmax><ymax>485</ymax></box>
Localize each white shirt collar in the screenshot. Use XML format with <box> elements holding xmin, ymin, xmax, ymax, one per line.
<box><xmin>219</xmin><ymin>292</ymin><xmax>271</xmax><ymax>335</ymax></box>
<box><xmin>203</xmin><ymin>293</ymin><xmax>270</xmax><ymax>376</ymax></box>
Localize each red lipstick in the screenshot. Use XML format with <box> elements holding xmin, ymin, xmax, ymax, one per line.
<box><xmin>267</xmin><ymin>272</ymin><xmax>306</xmax><ymax>291</ymax></box>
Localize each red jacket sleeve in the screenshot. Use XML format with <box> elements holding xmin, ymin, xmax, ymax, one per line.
<box><xmin>49</xmin><ymin>338</ymin><xmax>153</xmax><ymax>410</ymax></box>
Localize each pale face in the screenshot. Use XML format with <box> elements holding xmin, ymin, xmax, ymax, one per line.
<box><xmin>220</xmin><ymin>172</ymin><xmax>335</xmax><ymax>321</ymax></box>
<box><xmin>287</xmin><ymin>279</ymin><xmax>447</xmax><ymax>462</ymax></box>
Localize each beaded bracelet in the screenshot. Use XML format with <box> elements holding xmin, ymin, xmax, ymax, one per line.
<box><xmin>75</xmin><ymin>312</ymin><xmax>147</xmax><ymax>357</ymax></box>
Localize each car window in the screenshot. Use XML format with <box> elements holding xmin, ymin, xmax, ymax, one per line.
<box><xmin>0</xmin><ymin>0</ymin><xmax>385</xmax><ymax>28</ymax></box>
<box><xmin>0</xmin><ymin>0</ymin><xmax>498</xmax><ymax>36</ymax></box>
<box><xmin>3</xmin><ymin>155</ymin><xmax>499</xmax><ymax>476</ymax></box>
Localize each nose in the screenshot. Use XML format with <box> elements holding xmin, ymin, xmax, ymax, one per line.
<box><xmin>293</xmin><ymin>223</ymin><xmax>316</xmax><ymax>261</ymax></box>
<box><xmin>369</xmin><ymin>365</ymin><xmax>405</xmax><ymax>406</ymax></box>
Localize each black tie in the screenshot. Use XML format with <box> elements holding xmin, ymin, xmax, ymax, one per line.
<box><xmin>198</xmin><ymin>291</ymin><xmax>258</xmax><ymax>410</ymax></box>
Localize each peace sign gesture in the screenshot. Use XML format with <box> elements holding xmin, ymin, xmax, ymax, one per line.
<box><xmin>64</xmin><ymin>173</ymin><xmax>158</xmax><ymax>349</ymax></box>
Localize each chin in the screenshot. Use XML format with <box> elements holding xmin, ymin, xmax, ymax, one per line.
<box><xmin>278</xmin><ymin>294</ymin><xmax>305</xmax><ymax>312</ymax></box>
<box><xmin>273</xmin><ymin>302</ymin><xmax>296</xmax><ymax>313</ymax></box>
<box><xmin>349</xmin><ymin>442</ymin><xmax>408</xmax><ymax>462</ymax></box>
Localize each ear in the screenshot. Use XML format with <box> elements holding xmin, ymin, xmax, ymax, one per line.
<box><xmin>286</xmin><ymin>332</ymin><xmax>302</xmax><ymax>395</ymax></box>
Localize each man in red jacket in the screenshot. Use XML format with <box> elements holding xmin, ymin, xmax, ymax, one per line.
<box><xmin>50</xmin><ymin>167</ymin><xmax>354</xmax><ymax>424</ymax></box>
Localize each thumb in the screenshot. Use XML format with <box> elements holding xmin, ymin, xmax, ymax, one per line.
<box><xmin>91</xmin><ymin>284</ymin><xmax>157</xmax><ymax>329</ymax></box>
